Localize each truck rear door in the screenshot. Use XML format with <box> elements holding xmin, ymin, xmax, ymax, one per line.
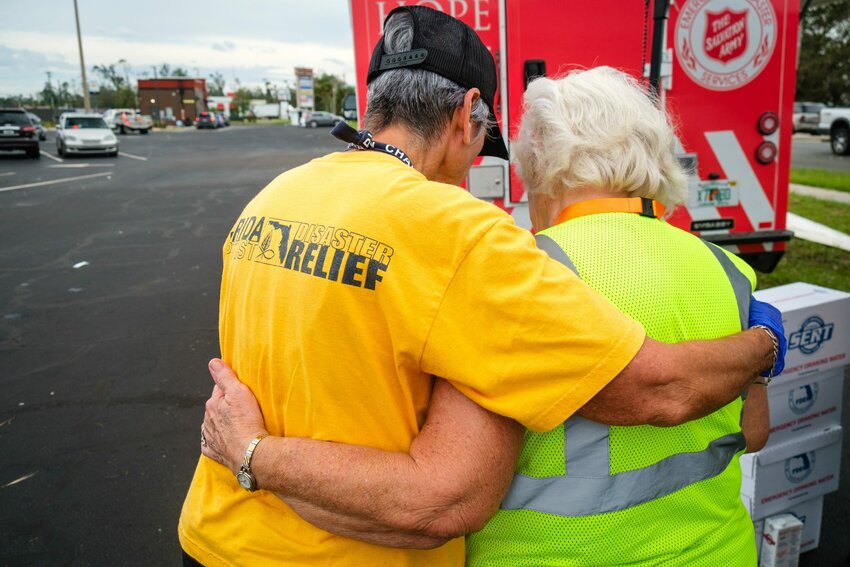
<box><xmin>504</xmin><ymin>0</ymin><xmax>796</xmax><ymax>271</ymax></box>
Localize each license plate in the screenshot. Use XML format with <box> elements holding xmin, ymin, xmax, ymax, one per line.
<box><xmin>0</xmin><ymin>130</ymin><xmax>15</xmax><ymax>136</ymax></box>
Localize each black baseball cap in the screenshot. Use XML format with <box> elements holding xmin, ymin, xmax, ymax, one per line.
<box><xmin>366</xmin><ymin>6</ymin><xmax>509</xmax><ymax>161</ymax></box>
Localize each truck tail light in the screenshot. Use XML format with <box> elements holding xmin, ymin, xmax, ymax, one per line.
<box><xmin>21</xmin><ymin>126</ymin><xmax>36</xmax><ymax>136</ymax></box>
<box><xmin>756</xmin><ymin>141</ymin><xmax>777</xmax><ymax>164</ymax></box>
<box><xmin>758</xmin><ymin>112</ymin><xmax>779</xmax><ymax>135</ymax></box>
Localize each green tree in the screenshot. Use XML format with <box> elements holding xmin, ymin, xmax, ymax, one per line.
<box><xmin>796</xmin><ymin>0</ymin><xmax>850</xmax><ymax>106</ymax></box>
<box><xmin>92</xmin><ymin>61</ymin><xmax>138</xmax><ymax>108</ymax></box>
<box><xmin>93</xmin><ymin>63</ymin><xmax>125</xmax><ymax>90</ymax></box>
<box><xmin>230</xmin><ymin>81</ymin><xmax>264</xmax><ymax>119</ymax></box>
<box><xmin>208</xmin><ymin>72</ymin><xmax>226</xmax><ymax>96</ymax></box>
<box><xmin>40</xmin><ymin>81</ymin><xmax>58</xmax><ymax>109</ymax></box>
<box><xmin>312</xmin><ymin>73</ymin><xmax>354</xmax><ymax>114</ymax></box>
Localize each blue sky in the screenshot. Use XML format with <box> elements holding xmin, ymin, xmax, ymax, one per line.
<box><xmin>1</xmin><ymin>0</ymin><xmax>357</xmax><ymax>97</ymax></box>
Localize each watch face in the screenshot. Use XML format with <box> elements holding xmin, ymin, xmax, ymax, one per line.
<box><xmin>236</xmin><ymin>471</ymin><xmax>254</xmax><ymax>491</ymax></box>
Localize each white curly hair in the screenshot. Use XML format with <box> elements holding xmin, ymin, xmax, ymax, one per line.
<box><xmin>512</xmin><ymin>66</ymin><xmax>687</xmax><ymax>212</ymax></box>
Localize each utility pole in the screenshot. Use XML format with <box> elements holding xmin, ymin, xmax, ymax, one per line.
<box><xmin>46</xmin><ymin>71</ymin><xmax>55</xmax><ymax>112</ymax></box>
<box><xmin>73</xmin><ymin>0</ymin><xmax>91</xmax><ymax>112</ymax></box>
<box><xmin>152</xmin><ymin>66</ymin><xmax>161</xmax><ymax>127</ymax></box>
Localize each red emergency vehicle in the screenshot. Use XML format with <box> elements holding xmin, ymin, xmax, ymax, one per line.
<box><xmin>349</xmin><ymin>0</ymin><xmax>800</xmax><ymax>271</ymax></box>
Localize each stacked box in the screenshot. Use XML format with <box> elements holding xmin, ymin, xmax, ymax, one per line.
<box><xmin>752</xmin><ymin>283</ymin><xmax>850</xmax><ymax>382</ymax></box>
<box><xmin>754</xmin><ymin>497</ymin><xmax>823</xmax><ymax>556</ymax></box>
<box><xmin>740</xmin><ymin>425</ymin><xmax>842</xmax><ymax>519</ymax></box>
<box><xmin>745</xmin><ymin>283</ymin><xmax>849</xmax><ymax>556</ymax></box>
<box><xmin>764</xmin><ymin>366</ymin><xmax>844</xmax><ymax>448</ymax></box>
<box><xmin>759</xmin><ymin>514</ymin><xmax>804</xmax><ymax>567</ymax></box>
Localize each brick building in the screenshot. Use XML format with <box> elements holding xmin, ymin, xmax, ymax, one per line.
<box><xmin>138</xmin><ymin>78</ymin><xmax>207</xmax><ymax>125</ymax></box>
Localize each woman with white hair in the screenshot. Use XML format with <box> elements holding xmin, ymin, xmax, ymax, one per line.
<box><xmin>465</xmin><ymin>66</ymin><xmax>769</xmax><ymax>566</ymax></box>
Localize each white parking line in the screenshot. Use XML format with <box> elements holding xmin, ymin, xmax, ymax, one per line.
<box><xmin>40</xmin><ymin>151</ymin><xmax>64</xmax><ymax>163</ymax></box>
<box><xmin>49</xmin><ymin>164</ymin><xmax>115</xmax><ymax>169</ymax></box>
<box><xmin>118</xmin><ymin>151</ymin><xmax>148</xmax><ymax>161</ymax></box>
<box><xmin>0</xmin><ymin>172</ymin><xmax>112</xmax><ymax>193</ymax></box>
<box><xmin>0</xmin><ymin>172</ymin><xmax>15</xmax><ymax>177</ymax></box>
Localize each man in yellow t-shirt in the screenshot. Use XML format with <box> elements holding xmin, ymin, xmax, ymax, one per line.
<box><xmin>180</xmin><ymin>7</ymin><xmax>782</xmax><ymax>566</ymax></box>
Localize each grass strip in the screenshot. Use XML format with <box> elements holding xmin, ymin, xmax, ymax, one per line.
<box><xmin>790</xmin><ymin>167</ymin><xmax>850</xmax><ymax>194</ymax></box>
<box><xmin>757</xmin><ymin>193</ymin><xmax>850</xmax><ymax>291</ymax></box>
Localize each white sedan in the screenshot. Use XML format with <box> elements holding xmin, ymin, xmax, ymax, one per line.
<box><xmin>56</xmin><ymin>113</ymin><xmax>119</xmax><ymax>157</ymax></box>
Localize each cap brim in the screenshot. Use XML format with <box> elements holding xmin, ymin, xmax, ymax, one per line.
<box><xmin>479</xmin><ymin>108</ymin><xmax>509</xmax><ymax>160</ymax></box>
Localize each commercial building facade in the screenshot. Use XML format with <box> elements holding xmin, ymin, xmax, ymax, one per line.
<box><xmin>138</xmin><ymin>78</ymin><xmax>207</xmax><ymax>125</ymax></box>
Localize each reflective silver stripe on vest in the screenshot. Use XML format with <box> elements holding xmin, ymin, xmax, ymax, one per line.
<box><xmin>701</xmin><ymin>241</ymin><xmax>751</xmax><ymax>331</ymax></box>
<box><xmin>565</xmin><ymin>417</ymin><xmax>610</xmax><ymax>476</ymax></box>
<box><xmin>501</xmin><ymin>432</ymin><xmax>746</xmax><ymax>516</ymax></box>
<box><xmin>510</xmin><ymin>229</ymin><xmax>752</xmax><ymax>516</ymax></box>
<box><xmin>535</xmin><ymin>234</ymin><xmax>579</xmax><ymax>275</ymax></box>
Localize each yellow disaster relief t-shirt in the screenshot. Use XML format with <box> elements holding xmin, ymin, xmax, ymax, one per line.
<box><xmin>178</xmin><ymin>151</ymin><xmax>645</xmax><ymax>566</ymax></box>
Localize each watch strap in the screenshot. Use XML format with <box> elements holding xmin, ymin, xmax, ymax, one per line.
<box><xmin>240</xmin><ymin>434</ymin><xmax>268</xmax><ymax>475</ymax></box>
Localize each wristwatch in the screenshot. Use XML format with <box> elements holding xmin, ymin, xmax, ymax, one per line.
<box><xmin>235</xmin><ymin>434</ymin><xmax>268</xmax><ymax>492</ymax></box>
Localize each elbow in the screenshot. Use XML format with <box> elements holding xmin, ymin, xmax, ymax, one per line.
<box><xmin>746</xmin><ymin>432</ymin><xmax>768</xmax><ymax>453</ymax></box>
<box><xmin>401</xmin><ymin>488</ymin><xmax>497</xmax><ymax>546</ymax></box>
<box><xmin>637</xmin><ymin>391</ymin><xmax>706</xmax><ymax>428</ymax></box>
<box><xmin>652</xmin><ymin>402</ymin><xmax>697</xmax><ymax>427</ymax></box>
<box><xmin>412</xmin><ymin>505</ymin><xmax>492</xmax><ymax>546</ymax></box>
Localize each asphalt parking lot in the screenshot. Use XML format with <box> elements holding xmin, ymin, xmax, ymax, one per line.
<box><xmin>0</xmin><ymin>124</ymin><xmax>341</xmax><ymax>565</ymax></box>
<box><xmin>1</xmin><ymin>125</ymin><xmax>848</xmax><ymax>566</ymax></box>
<box><xmin>791</xmin><ymin>133</ymin><xmax>850</xmax><ymax>172</ymax></box>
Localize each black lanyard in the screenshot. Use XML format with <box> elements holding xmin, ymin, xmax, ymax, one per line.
<box><xmin>331</xmin><ymin>122</ymin><xmax>413</xmax><ymax>168</ymax></box>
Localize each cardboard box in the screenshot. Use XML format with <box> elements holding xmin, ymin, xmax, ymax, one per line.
<box><xmin>764</xmin><ymin>366</ymin><xmax>845</xmax><ymax>448</ymax></box>
<box><xmin>754</xmin><ymin>497</ymin><xmax>824</xmax><ymax>557</ymax></box>
<box><xmin>753</xmin><ymin>283</ymin><xmax>850</xmax><ymax>382</ymax></box>
<box><xmin>759</xmin><ymin>514</ymin><xmax>803</xmax><ymax>567</ymax></box>
<box><xmin>740</xmin><ymin>425</ymin><xmax>842</xmax><ymax>519</ymax></box>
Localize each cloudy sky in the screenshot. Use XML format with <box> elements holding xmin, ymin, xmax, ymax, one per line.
<box><xmin>1</xmin><ymin>0</ymin><xmax>358</xmax><ymax>97</ymax></box>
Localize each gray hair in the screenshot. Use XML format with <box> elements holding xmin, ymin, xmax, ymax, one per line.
<box><xmin>364</xmin><ymin>11</ymin><xmax>490</xmax><ymax>148</ymax></box>
<box><xmin>513</xmin><ymin>67</ymin><xmax>687</xmax><ymax>211</ymax></box>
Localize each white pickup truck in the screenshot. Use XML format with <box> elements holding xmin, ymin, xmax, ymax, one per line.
<box><xmin>102</xmin><ymin>108</ymin><xmax>153</xmax><ymax>135</ymax></box>
<box><xmin>818</xmin><ymin>107</ymin><xmax>850</xmax><ymax>156</ymax></box>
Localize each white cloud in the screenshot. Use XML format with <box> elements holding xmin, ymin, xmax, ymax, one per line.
<box><xmin>1</xmin><ymin>30</ymin><xmax>356</xmax><ymax>96</ymax></box>
<box><xmin>212</xmin><ymin>41</ymin><xmax>236</xmax><ymax>53</ymax></box>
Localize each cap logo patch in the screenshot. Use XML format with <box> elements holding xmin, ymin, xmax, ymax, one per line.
<box><xmin>379</xmin><ymin>49</ymin><xmax>428</xmax><ymax>71</ymax></box>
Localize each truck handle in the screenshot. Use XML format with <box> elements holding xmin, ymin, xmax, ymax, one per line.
<box><xmin>648</xmin><ymin>0</ymin><xmax>671</xmax><ymax>99</ymax></box>
<box><xmin>524</xmin><ymin>60</ymin><xmax>547</xmax><ymax>90</ymax></box>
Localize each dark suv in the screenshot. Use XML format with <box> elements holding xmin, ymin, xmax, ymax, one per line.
<box><xmin>196</xmin><ymin>111</ymin><xmax>218</xmax><ymax>129</ymax></box>
<box><xmin>0</xmin><ymin>108</ymin><xmax>40</xmax><ymax>158</ymax></box>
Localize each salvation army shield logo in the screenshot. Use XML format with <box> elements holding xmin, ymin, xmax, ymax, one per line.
<box><xmin>675</xmin><ymin>0</ymin><xmax>776</xmax><ymax>91</ymax></box>
<box><xmin>704</xmin><ymin>8</ymin><xmax>747</xmax><ymax>63</ymax></box>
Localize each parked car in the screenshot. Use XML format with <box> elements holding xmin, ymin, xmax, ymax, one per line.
<box><xmin>303</xmin><ymin>111</ymin><xmax>344</xmax><ymax>128</ymax></box>
<box><xmin>102</xmin><ymin>108</ymin><xmax>152</xmax><ymax>134</ymax></box>
<box><xmin>818</xmin><ymin>107</ymin><xmax>850</xmax><ymax>156</ymax></box>
<box><xmin>26</xmin><ymin>112</ymin><xmax>47</xmax><ymax>140</ymax></box>
<box><xmin>55</xmin><ymin>113</ymin><xmax>118</xmax><ymax>157</ymax></box>
<box><xmin>0</xmin><ymin>108</ymin><xmax>40</xmax><ymax>159</ymax></box>
<box><xmin>792</xmin><ymin>102</ymin><xmax>824</xmax><ymax>134</ymax></box>
<box><xmin>195</xmin><ymin>111</ymin><xmax>218</xmax><ymax>129</ymax></box>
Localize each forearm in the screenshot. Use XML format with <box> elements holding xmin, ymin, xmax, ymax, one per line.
<box><xmin>741</xmin><ymin>384</ymin><xmax>770</xmax><ymax>452</ymax></box>
<box><xmin>253</xmin><ymin>437</ymin><xmax>463</xmax><ymax>541</ymax></box>
<box><xmin>248</xmin><ymin>380</ymin><xmax>523</xmax><ymax>547</ymax></box>
<box><xmin>253</xmin><ymin>437</ymin><xmax>465</xmax><ymax>548</ymax></box>
<box><xmin>579</xmin><ymin>329</ymin><xmax>773</xmax><ymax>426</ymax></box>
<box><xmin>280</xmin><ymin>496</ymin><xmax>451</xmax><ymax>549</ymax></box>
